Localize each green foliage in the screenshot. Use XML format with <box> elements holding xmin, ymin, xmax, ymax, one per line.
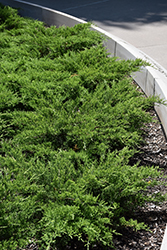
<box><xmin>0</xmin><ymin>4</ymin><xmax>166</xmax><ymax>249</ymax></box>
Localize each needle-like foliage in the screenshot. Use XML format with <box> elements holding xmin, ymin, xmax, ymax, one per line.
<box><xmin>0</xmin><ymin>4</ymin><xmax>165</xmax><ymax>249</ymax></box>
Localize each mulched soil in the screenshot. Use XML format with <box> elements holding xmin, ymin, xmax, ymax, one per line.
<box><xmin>24</xmin><ymin>108</ymin><xmax>167</xmax><ymax>250</ymax></box>
<box><xmin>23</xmin><ymin>77</ymin><xmax>167</xmax><ymax>250</ymax></box>
<box><xmin>112</xmin><ymin>109</ymin><xmax>167</xmax><ymax>250</ymax></box>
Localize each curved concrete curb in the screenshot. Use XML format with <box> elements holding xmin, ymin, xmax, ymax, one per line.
<box><xmin>161</xmin><ymin>225</ymin><xmax>167</xmax><ymax>250</ymax></box>
<box><xmin>1</xmin><ymin>1</ymin><xmax>167</xmax><ymax>248</ymax></box>
<box><xmin>2</xmin><ymin>0</ymin><xmax>167</xmax><ymax>137</ymax></box>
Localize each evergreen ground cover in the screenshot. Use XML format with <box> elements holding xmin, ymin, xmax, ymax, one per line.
<box><xmin>0</xmin><ymin>4</ymin><xmax>166</xmax><ymax>249</ymax></box>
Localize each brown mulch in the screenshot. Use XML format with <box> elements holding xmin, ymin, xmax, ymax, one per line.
<box><xmin>24</xmin><ymin>108</ymin><xmax>167</xmax><ymax>250</ymax></box>
<box><xmin>113</xmin><ymin>108</ymin><xmax>167</xmax><ymax>250</ymax></box>
<box><xmin>23</xmin><ymin>77</ymin><xmax>167</xmax><ymax>250</ymax></box>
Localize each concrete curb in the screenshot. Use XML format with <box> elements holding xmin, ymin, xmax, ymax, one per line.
<box><xmin>161</xmin><ymin>225</ymin><xmax>167</xmax><ymax>250</ymax></box>
<box><xmin>1</xmin><ymin>0</ymin><xmax>167</xmax><ymax>136</ymax></box>
<box><xmin>1</xmin><ymin>1</ymin><xmax>167</xmax><ymax>248</ymax></box>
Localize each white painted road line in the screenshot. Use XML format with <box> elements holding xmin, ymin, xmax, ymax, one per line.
<box><xmin>62</xmin><ymin>0</ymin><xmax>109</xmax><ymax>11</ymax></box>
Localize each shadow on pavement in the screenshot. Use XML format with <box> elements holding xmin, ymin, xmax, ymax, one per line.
<box><xmin>22</xmin><ymin>0</ymin><xmax>167</xmax><ymax>30</ymax></box>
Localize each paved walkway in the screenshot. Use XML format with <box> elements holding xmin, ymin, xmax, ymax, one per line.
<box><xmin>23</xmin><ymin>0</ymin><xmax>167</xmax><ymax>70</ymax></box>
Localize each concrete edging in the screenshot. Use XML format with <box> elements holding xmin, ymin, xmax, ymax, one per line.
<box><xmin>1</xmin><ymin>0</ymin><xmax>167</xmax><ymax>137</ymax></box>
<box><xmin>1</xmin><ymin>1</ymin><xmax>167</xmax><ymax>248</ymax></box>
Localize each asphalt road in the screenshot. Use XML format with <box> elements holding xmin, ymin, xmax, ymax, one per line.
<box><xmin>23</xmin><ymin>0</ymin><xmax>167</xmax><ymax>69</ymax></box>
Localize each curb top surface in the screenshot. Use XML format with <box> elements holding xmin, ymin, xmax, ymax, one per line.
<box><xmin>1</xmin><ymin>1</ymin><xmax>167</xmax><ymax>249</ymax></box>
<box><xmin>21</xmin><ymin>0</ymin><xmax>167</xmax><ymax>70</ymax></box>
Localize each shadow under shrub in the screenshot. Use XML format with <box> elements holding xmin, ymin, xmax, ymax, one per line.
<box><xmin>0</xmin><ymin>4</ymin><xmax>166</xmax><ymax>250</ymax></box>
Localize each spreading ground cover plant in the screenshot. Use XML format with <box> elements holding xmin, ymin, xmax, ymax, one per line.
<box><xmin>0</xmin><ymin>4</ymin><xmax>166</xmax><ymax>250</ymax></box>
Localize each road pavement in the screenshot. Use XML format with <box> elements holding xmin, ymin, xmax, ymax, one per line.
<box><xmin>22</xmin><ymin>0</ymin><xmax>167</xmax><ymax>70</ymax></box>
